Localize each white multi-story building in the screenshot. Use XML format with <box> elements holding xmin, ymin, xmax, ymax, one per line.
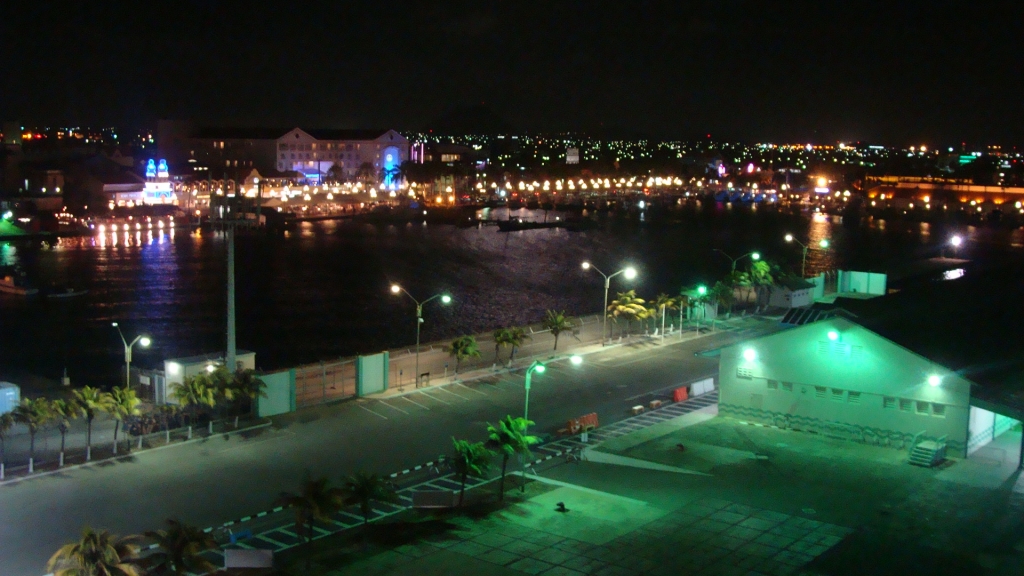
<box><xmin>275</xmin><ymin>128</ymin><xmax>408</xmax><ymax>185</ymax></box>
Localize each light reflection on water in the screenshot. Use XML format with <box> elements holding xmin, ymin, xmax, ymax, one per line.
<box><xmin>0</xmin><ymin>208</ymin><xmax>1018</xmax><ymax>386</ymax></box>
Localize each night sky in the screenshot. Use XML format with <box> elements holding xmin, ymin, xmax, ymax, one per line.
<box><xmin>1</xmin><ymin>1</ymin><xmax>1021</xmax><ymax>145</ymax></box>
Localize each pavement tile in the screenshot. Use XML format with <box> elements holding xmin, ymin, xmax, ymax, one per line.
<box><xmin>724</xmin><ymin>526</ymin><xmax>764</xmax><ymax>541</ymax></box>
<box><xmin>816</xmin><ymin>524</ymin><xmax>852</xmax><ymax>537</ymax></box>
<box><xmin>709</xmin><ymin>511</ymin><xmax>748</xmax><ymax>525</ymax></box>
<box><xmin>531</xmin><ymin>546</ymin><xmax>575</xmax><ymax>565</ymax></box>
<box><xmin>503</xmin><ymin>540</ymin><xmax>546</xmax><ymax>556</ymax></box>
<box><xmin>551</xmin><ymin>538</ymin><xmax>593</xmax><ymax>554</ymax></box>
<box><xmin>804</xmin><ymin>544</ymin><xmax>831</xmax><ymax>557</ymax></box>
<box><xmin>449</xmin><ymin>540</ymin><xmax>492</xmax><ymax>557</ymax></box>
<box><xmin>472</xmin><ymin>532</ymin><xmax>517</xmax><ymax>548</ymax></box>
<box><xmin>724</xmin><ymin>503</ymin><xmax>757</xmax><ymax>515</ymax></box>
<box><xmin>521</xmin><ymin>532</ymin><xmax>565</xmax><ymax>547</ymax></box>
<box><xmin>716</xmin><ymin>536</ymin><xmax>749</xmax><ymax>551</ymax></box>
<box><xmin>508</xmin><ymin>556</ymin><xmax>555</xmax><ymax>575</ymax></box>
<box><xmin>751</xmin><ymin>510</ymin><xmax>791</xmax><ymax>523</ymax></box>
<box><xmin>753</xmin><ymin>533</ymin><xmax>795</xmax><ymax>549</ymax></box>
<box><xmin>695</xmin><ymin>518</ymin><xmax>734</xmax><ymax>533</ymax></box>
<box><xmin>477</xmin><ymin>548</ymin><xmax>522</xmax><ymax>566</ymax></box>
<box><xmin>739</xmin><ymin>517</ymin><xmax>781</xmax><ymax>531</ymax></box>
<box><xmin>592</xmin><ymin>564</ymin><xmax>641</xmax><ymax>576</ymax></box>
<box><xmin>561</xmin><ymin>555</ymin><xmax>607</xmax><ymax>573</ymax></box>
<box><xmin>538</xmin><ymin>566</ymin><xmax>586</xmax><ymax>576</ymax></box>
<box><xmin>773</xmin><ymin>549</ymin><xmax>814</xmax><ymax>567</ymax></box>
<box><xmin>681</xmin><ymin>506</ymin><xmax>720</xmax><ymax>518</ymax></box>
<box><xmin>701</xmin><ymin>498</ymin><xmax>733</xmax><ymax>509</ymax></box>
<box><xmin>394</xmin><ymin>542</ymin><xmax>437</xmax><ymax>558</ymax></box>
<box><xmin>737</xmin><ymin>542</ymin><xmax>780</xmax><ymax>559</ymax></box>
<box><xmin>768</xmin><ymin>526</ymin><xmax>810</xmax><ymax>540</ymax></box>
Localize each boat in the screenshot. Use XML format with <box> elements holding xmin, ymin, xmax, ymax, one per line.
<box><xmin>45</xmin><ymin>286</ymin><xmax>89</xmax><ymax>299</ymax></box>
<box><xmin>0</xmin><ymin>274</ymin><xmax>39</xmax><ymax>296</ymax></box>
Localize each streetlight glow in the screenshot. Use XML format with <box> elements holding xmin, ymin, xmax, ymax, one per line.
<box><xmin>819</xmin><ymin>239</ymin><xmax>830</xmax><ymax>248</ymax></box>
<box><xmin>390</xmin><ymin>284</ymin><xmax>401</xmax><ymax>293</ymax></box>
<box><xmin>581</xmin><ymin>261</ymin><xmax>591</xmax><ymax>270</ymax></box>
<box><xmin>441</xmin><ymin>295</ymin><xmax>452</xmax><ymax>304</ymax></box>
<box><xmin>139</xmin><ymin>337</ymin><xmax>151</xmax><ymax>347</ymax></box>
<box><xmin>950</xmin><ymin>235</ymin><xmax>963</xmax><ymax>247</ymax></box>
<box><xmin>623</xmin><ymin>267</ymin><xmax>637</xmax><ymax>280</ymax></box>
<box><xmin>697</xmin><ymin>285</ymin><xmax>707</xmax><ymax>295</ymax></box>
<box><xmin>751</xmin><ymin>252</ymin><xmax>760</xmax><ymax>261</ymax></box>
<box><xmin>570</xmin><ymin>355</ymin><xmax>583</xmax><ymax>365</ymax></box>
<box><xmin>742</xmin><ymin>348</ymin><xmax>757</xmax><ymax>362</ymax></box>
<box><xmin>928</xmin><ymin>375</ymin><xmax>941</xmax><ymax>387</ymax></box>
<box><xmin>534</xmin><ymin>364</ymin><xmax>546</xmax><ymax>374</ymax></box>
<box><xmin>784</xmin><ymin>234</ymin><xmax>794</xmax><ymax>243</ymax></box>
<box><xmin>827</xmin><ymin>330</ymin><xmax>839</xmax><ymax>341</ymax></box>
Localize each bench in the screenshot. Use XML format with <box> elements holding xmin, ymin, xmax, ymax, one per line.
<box><xmin>631</xmin><ymin>405</ymin><xmax>645</xmax><ymax>415</ymax></box>
<box><xmin>558</xmin><ymin>412</ymin><xmax>599</xmax><ymax>435</ymax></box>
<box><xmin>649</xmin><ymin>400</ymin><xmax>663</xmax><ymax>409</ymax></box>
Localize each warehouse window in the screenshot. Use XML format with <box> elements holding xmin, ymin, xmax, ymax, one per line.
<box><xmin>815</xmin><ymin>386</ymin><xmax>827</xmax><ymax>399</ymax></box>
<box><xmin>848</xmin><ymin>392</ymin><xmax>861</xmax><ymax>404</ymax></box>
<box><xmin>767</xmin><ymin>380</ymin><xmax>779</xmax><ymax>390</ymax></box>
<box><xmin>883</xmin><ymin>397</ymin><xmax>896</xmax><ymax>409</ymax></box>
<box><xmin>916</xmin><ymin>401</ymin><xmax>929</xmax><ymax>415</ymax></box>
<box><xmin>831</xmin><ymin>388</ymin><xmax>845</xmax><ymax>402</ymax></box>
<box><xmin>899</xmin><ymin>399</ymin><xmax>913</xmax><ymax>412</ymax></box>
<box><xmin>782</xmin><ymin>382</ymin><xmax>793</xmax><ymax>392</ymax></box>
<box><xmin>932</xmin><ymin>404</ymin><xmax>946</xmax><ymax>417</ymax></box>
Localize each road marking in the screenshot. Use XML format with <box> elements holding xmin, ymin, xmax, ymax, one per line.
<box><xmin>377</xmin><ymin>401</ymin><xmax>409</xmax><ymax>414</ymax></box>
<box><xmin>456</xmin><ymin>382</ymin><xmax>488</xmax><ymax>396</ymax></box>
<box><xmin>434</xmin><ymin>386</ymin><xmax>469</xmax><ymax>400</ymax></box>
<box><xmin>400</xmin><ymin>395</ymin><xmax>430</xmax><ymax>410</ymax></box>
<box><xmin>215</xmin><ymin>431</ymin><xmax>294</xmax><ymax>453</ymax></box>
<box><xmin>357</xmin><ymin>404</ymin><xmax>388</xmax><ymax>419</ymax></box>
<box><xmin>418</xmin><ymin>390</ymin><xmax>452</xmax><ymax>405</ymax></box>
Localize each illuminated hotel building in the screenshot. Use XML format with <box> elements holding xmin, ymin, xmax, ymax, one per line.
<box><xmin>275</xmin><ymin>128</ymin><xmax>408</xmax><ymax>186</ymax></box>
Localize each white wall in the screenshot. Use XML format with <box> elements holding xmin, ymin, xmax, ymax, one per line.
<box><xmin>719</xmin><ymin>317</ymin><xmax>971</xmax><ymax>455</ymax></box>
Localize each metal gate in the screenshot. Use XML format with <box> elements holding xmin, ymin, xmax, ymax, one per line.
<box><xmin>294</xmin><ymin>360</ymin><xmax>356</xmax><ymax>408</ymax></box>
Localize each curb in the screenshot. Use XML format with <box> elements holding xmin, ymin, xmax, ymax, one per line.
<box><xmin>0</xmin><ymin>420</ymin><xmax>274</xmax><ymax>487</ymax></box>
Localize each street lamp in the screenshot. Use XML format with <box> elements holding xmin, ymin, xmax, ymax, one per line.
<box><xmin>784</xmin><ymin>234</ymin><xmax>830</xmax><ymax>277</ymax></box>
<box><xmin>391</xmin><ymin>284</ymin><xmax>452</xmax><ymax>388</ymax></box>
<box><xmin>581</xmin><ymin>262</ymin><xmax>637</xmax><ymax>345</ymax></box>
<box><xmin>112</xmin><ymin>322</ymin><xmax>150</xmax><ymax>389</ymax></box>
<box><xmin>523</xmin><ymin>355</ymin><xmax>583</xmax><ymax>427</ymax></box>
<box><xmin>713</xmin><ymin>249</ymin><xmax>760</xmax><ymax>271</ymax></box>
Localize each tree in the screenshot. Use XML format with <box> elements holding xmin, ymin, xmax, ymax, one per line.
<box><xmin>157</xmin><ymin>404</ymin><xmax>179</xmax><ymax>444</ymax></box>
<box><xmin>73</xmin><ymin>386</ymin><xmax>114</xmax><ymax>461</ymax></box>
<box><xmin>170</xmin><ymin>374</ymin><xmax>216</xmax><ymax>439</ymax></box>
<box><xmin>274</xmin><ymin>476</ymin><xmax>346</xmax><ymax>543</ymax></box>
<box><xmin>710</xmin><ymin>280</ymin><xmax>735</xmax><ymax>316</ymax></box>
<box><xmin>486</xmin><ymin>416</ymin><xmax>539</xmax><ymax>501</ymax></box>
<box><xmin>748</xmin><ymin>260</ymin><xmax>776</xmax><ymax>310</ymax></box>
<box><xmin>341</xmin><ymin>472</ymin><xmax>401</xmax><ymax>525</ymax></box>
<box><xmin>50</xmin><ymin>398</ymin><xmax>82</xmax><ymax>467</ymax></box>
<box><xmin>446</xmin><ymin>335</ymin><xmax>481</xmax><ymax>374</ymax></box>
<box><xmin>542</xmin><ymin>310</ymin><xmax>575</xmax><ymax>351</ymax></box>
<box><xmin>144</xmin><ymin>519</ymin><xmax>217</xmax><ymax>575</ymax></box>
<box><xmin>493</xmin><ymin>328</ymin><xmax>511</xmax><ymax>364</ymax></box>
<box><xmin>12</xmin><ymin>397</ymin><xmax>53</xmax><ymax>472</ymax></box>
<box><xmin>652</xmin><ymin>293</ymin><xmax>678</xmax><ymax>339</ymax></box>
<box><xmin>450</xmin><ymin>438</ymin><xmax>493</xmax><ymax>506</ymax></box>
<box><xmin>0</xmin><ymin>412</ymin><xmax>14</xmax><ymax>478</ymax></box>
<box><xmin>229</xmin><ymin>369</ymin><xmax>267</xmax><ymax>427</ymax></box>
<box><xmin>356</xmin><ymin>162</ymin><xmax>377</xmax><ymax>186</ymax></box>
<box><xmin>47</xmin><ymin>526</ymin><xmax>142</xmax><ymax>576</ymax></box>
<box><xmin>506</xmin><ymin>327</ymin><xmax>529</xmax><ymax>364</ymax></box>
<box><xmin>108</xmin><ymin>386</ymin><xmax>141</xmax><ymax>455</ymax></box>
<box><xmin>607</xmin><ymin>290</ymin><xmax>647</xmax><ymax>336</ymax></box>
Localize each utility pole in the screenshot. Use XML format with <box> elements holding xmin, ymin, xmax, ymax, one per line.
<box><xmin>226</xmin><ymin>223</ymin><xmax>236</xmax><ymax>372</ymax></box>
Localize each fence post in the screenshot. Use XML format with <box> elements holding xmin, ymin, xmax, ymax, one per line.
<box><xmin>321</xmin><ymin>361</ymin><xmax>327</xmax><ymax>403</ymax></box>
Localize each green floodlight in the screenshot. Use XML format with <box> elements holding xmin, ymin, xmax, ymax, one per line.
<box><xmin>751</xmin><ymin>252</ymin><xmax>761</xmax><ymax>261</ymax></box>
<box><xmin>928</xmin><ymin>375</ymin><xmax>941</xmax><ymax>387</ymax></box>
<box><xmin>742</xmin><ymin>348</ymin><xmax>757</xmax><ymax>362</ymax></box>
<box><xmin>697</xmin><ymin>285</ymin><xmax>708</xmax><ymax>295</ymax></box>
<box><xmin>534</xmin><ymin>363</ymin><xmax>546</xmax><ymax>374</ymax></box>
<box><xmin>819</xmin><ymin>239</ymin><xmax>830</xmax><ymax>249</ymax></box>
<box><xmin>570</xmin><ymin>355</ymin><xmax>583</xmax><ymax>366</ymax></box>
<box><xmin>441</xmin><ymin>295</ymin><xmax>452</xmax><ymax>304</ymax></box>
<box><xmin>827</xmin><ymin>330</ymin><xmax>839</xmax><ymax>341</ymax></box>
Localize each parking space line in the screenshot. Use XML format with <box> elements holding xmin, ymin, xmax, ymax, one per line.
<box><xmin>456</xmin><ymin>382</ymin><xmax>489</xmax><ymax>396</ymax></box>
<box><xmin>377</xmin><ymin>401</ymin><xmax>409</xmax><ymax>414</ymax></box>
<box><xmin>357</xmin><ymin>404</ymin><xmax>388</xmax><ymax>419</ymax></box>
<box><xmin>418</xmin><ymin>390</ymin><xmax>452</xmax><ymax>405</ymax></box>
<box><xmin>400</xmin><ymin>396</ymin><xmax>430</xmax><ymax>410</ymax></box>
<box><xmin>435</xmin><ymin>386</ymin><xmax>469</xmax><ymax>400</ymax></box>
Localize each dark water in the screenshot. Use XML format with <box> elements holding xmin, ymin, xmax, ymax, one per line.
<box><xmin>1</xmin><ymin>204</ymin><xmax>1020</xmax><ymax>388</ymax></box>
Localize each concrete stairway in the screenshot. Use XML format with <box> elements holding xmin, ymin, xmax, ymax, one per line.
<box><xmin>909</xmin><ymin>440</ymin><xmax>947</xmax><ymax>467</ymax></box>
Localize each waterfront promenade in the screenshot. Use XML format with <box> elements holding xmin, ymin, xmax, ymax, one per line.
<box><xmin>0</xmin><ymin>316</ymin><xmax>774</xmax><ymax>576</ymax></box>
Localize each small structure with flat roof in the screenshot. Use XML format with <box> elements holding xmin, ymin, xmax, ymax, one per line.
<box><xmin>162</xmin><ymin>351</ymin><xmax>256</xmax><ymax>404</ymax></box>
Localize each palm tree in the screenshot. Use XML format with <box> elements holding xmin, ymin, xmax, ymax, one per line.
<box><xmin>542</xmin><ymin>310</ymin><xmax>575</xmax><ymax>351</ymax></box>
<box><xmin>144</xmin><ymin>519</ymin><xmax>217</xmax><ymax>575</ymax></box>
<box><xmin>12</xmin><ymin>397</ymin><xmax>53</xmax><ymax>473</ymax></box>
<box><xmin>229</xmin><ymin>369</ymin><xmax>267</xmax><ymax>428</ymax></box>
<box><xmin>275</xmin><ymin>476</ymin><xmax>346</xmax><ymax>542</ymax></box>
<box><xmin>47</xmin><ymin>526</ymin><xmax>142</xmax><ymax>576</ymax></box>
<box><xmin>607</xmin><ymin>290</ymin><xmax>647</xmax><ymax>336</ymax></box>
<box><xmin>652</xmin><ymin>293</ymin><xmax>678</xmax><ymax>339</ymax></box>
<box><xmin>157</xmin><ymin>404</ymin><xmax>179</xmax><ymax>444</ymax></box>
<box><xmin>710</xmin><ymin>280</ymin><xmax>735</xmax><ymax>317</ymax></box>
<box><xmin>486</xmin><ymin>415</ymin><xmax>539</xmax><ymax>501</ymax></box>
<box><xmin>51</xmin><ymin>398</ymin><xmax>82</xmax><ymax>467</ymax></box>
<box><xmin>341</xmin><ymin>472</ymin><xmax>401</xmax><ymax>525</ymax></box>
<box><xmin>0</xmin><ymin>412</ymin><xmax>14</xmax><ymax>479</ymax></box>
<box><xmin>73</xmin><ymin>386</ymin><xmax>113</xmax><ymax>461</ymax></box>
<box><xmin>446</xmin><ymin>335</ymin><xmax>481</xmax><ymax>374</ymax></box>
<box><xmin>450</xmin><ymin>438</ymin><xmax>493</xmax><ymax>506</ymax></box>
<box><xmin>108</xmin><ymin>386</ymin><xmax>141</xmax><ymax>455</ymax></box>
<box><xmin>206</xmin><ymin>366</ymin><xmax>235</xmax><ymax>434</ymax></box>
<box><xmin>506</xmin><ymin>327</ymin><xmax>529</xmax><ymax>364</ymax></box>
<box><xmin>748</xmin><ymin>260</ymin><xmax>775</xmax><ymax>310</ymax></box>
<box><xmin>170</xmin><ymin>375</ymin><xmax>216</xmax><ymax>439</ymax></box>
<box><xmin>493</xmin><ymin>328</ymin><xmax>512</xmax><ymax>364</ymax></box>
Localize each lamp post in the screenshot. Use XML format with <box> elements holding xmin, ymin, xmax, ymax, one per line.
<box><xmin>581</xmin><ymin>262</ymin><xmax>637</xmax><ymax>345</ymax></box>
<box><xmin>391</xmin><ymin>285</ymin><xmax>452</xmax><ymax>388</ymax></box>
<box><xmin>112</xmin><ymin>322</ymin><xmax>150</xmax><ymax>389</ymax></box>
<box><xmin>523</xmin><ymin>355</ymin><xmax>582</xmax><ymax>429</ymax></box>
<box><xmin>713</xmin><ymin>249</ymin><xmax>760</xmax><ymax>272</ymax></box>
<box><xmin>784</xmin><ymin>234</ymin><xmax>829</xmax><ymax>277</ymax></box>
<box><xmin>949</xmin><ymin>234</ymin><xmax>963</xmax><ymax>258</ymax></box>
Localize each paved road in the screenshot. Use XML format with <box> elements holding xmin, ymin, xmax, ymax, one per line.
<box><xmin>0</xmin><ymin>318</ymin><xmax>774</xmax><ymax>576</ymax></box>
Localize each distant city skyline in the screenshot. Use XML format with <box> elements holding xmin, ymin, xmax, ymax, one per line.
<box><xmin>1</xmin><ymin>2</ymin><xmax>1022</xmax><ymax>145</ymax></box>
